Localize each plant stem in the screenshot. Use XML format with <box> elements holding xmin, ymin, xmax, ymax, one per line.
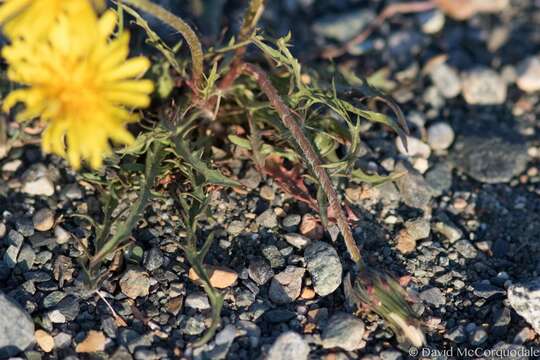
<box><xmin>242</xmin><ymin>63</ymin><xmax>362</xmax><ymax>264</ymax></box>
<box><xmin>219</xmin><ymin>0</ymin><xmax>266</xmax><ymax>90</ymax></box>
<box><xmin>121</xmin><ymin>0</ymin><xmax>204</xmax><ymax>90</ymax></box>
<box><xmin>89</xmin><ymin>141</ymin><xmax>164</xmax><ymax>269</ymax></box>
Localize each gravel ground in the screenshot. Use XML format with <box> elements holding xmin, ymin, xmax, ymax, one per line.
<box><xmin>1</xmin><ymin>0</ymin><xmax>540</xmax><ymax>359</ymax></box>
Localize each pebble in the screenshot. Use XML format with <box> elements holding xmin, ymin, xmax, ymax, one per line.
<box><xmin>454</xmin><ymin>240</ymin><xmax>478</xmax><ymax>259</ymax></box>
<box><xmin>508</xmin><ymin>278</ymin><xmax>540</xmax><ymax>334</ymax></box>
<box><xmin>282</xmin><ymin>214</ymin><xmax>301</xmax><ymax>231</ymax></box>
<box><xmin>35</xmin><ymin>329</ymin><xmax>55</xmax><ymax>352</ymax></box>
<box><xmin>305</xmin><ymin>241</ymin><xmax>342</xmax><ymax>296</ymax></box>
<box><xmin>143</xmin><ymin>247</ymin><xmax>164</xmax><ymax>271</ymax></box>
<box><xmin>433</xmin><ymin>219</ymin><xmax>462</xmax><ymax>243</ymax></box>
<box><xmin>18</xmin><ymin>244</ymin><xmax>36</xmax><ymax>271</ymax></box>
<box><xmin>269</xmin><ymin>266</ymin><xmax>305</xmax><ymax>304</ymax></box>
<box><xmin>283</xmin><ymin>233</ymin><xmax>311</xmax><ymax>249</ymax></box>
<box><xmin>299</xmin><ymin>214</ymin><xmax>323</xmax><ymax>240</ymax></box>
<box><xmin>453</xmin><ymin>132</ymin><xmax>528</xmax><ymax>183</ymax></box>
<box><xmin>188</xmin><ymin>265</ymin><xmax>238</xmax><ymax>288</ymax></box>
<box><xmin>429</xmin><ymin>62</ymin><xmax>461</xmax><ymax>98</ymax></box>
<box><xmin>0</xmin><ymin>291</ymin><xmax>35</xmax><ymax>357</ymax></box>
<box><xmin>516</xmin><ymin>55</ymin><xmax>540</xmax><ymax>92</ymax></box>
<box><xmin>418</xmin><ymin>9</ymin><xmax>445</xmax><ymax>34</ymax></box>
<box><xmin>396</xmin><ymin>136</ymin><xmax>431</xmax><ymax>159</ymax></box>
<box><xmin>54</xmin><ymin>225</ymin><xmax>71</xmax><ymax>244</ymax></box>
<box><xmin>256</xmin><ymin>209</ymin><xmax>278</xmax><ymax>228</ymax></box>
<box><xmin>185</xmin><ymin>292</ymin><xmax>211</xmax><ymax>310</ymax></box>
<box><xmin>267</xmin><ymin>331</ymin><xmax>310</xmax><ymax>360</ymax></box>
<box><xmin>419</xmin><ymin>287</ymin><xmax>446</xmax><ymax>307</ymax></box>
<box><xmin>22</xmin><ymin>177</ymin><xmax>55</xmax><ymax>196</ymax></box>
<box><xmin>461</xmin><ymin>68</ymin><xmax>507</xmax><ymax>105</ymax></box>
<box><xmin>425</xmin><ymin>162</ymin><xmax>453</xmax><ymax>196</ymax></box>
<box><xmin>395</xmin><ymin>161</ymin><xmax>433</xmax><ymax>209</ymax></box>
<box><xmin>32</xmin><ymin>208</ymin><xmax>55</xmax><ymax>232</ymax></box>
<box><xmin>259</xmin><ymin>185</ymin><xmax>275</xmax><ymax>201</ymax></box>
<box><xmin>312</xmin><ymin>9</ymin><xmax>374</xmax><ymax>42</ymax></box>
<box><xmin>248</xmin><ymin>259</ymin><xmax>274</xmax><ymax>286</ymax></box>
<box><xmin>321</xmin><ymin>313</ymin><xmax>365</xmax><ymax>351</ymax></box>
<box><xmin>262</xmin><ymin>245</ymin><xmax>285</xmax><ymax>268</ymax></box>
<box><xmin>119</xmin><ymin>268</ymin><xmax>151</xmax><ymax>299</ymax></box>
<box><xmin>427</xmin><ymin>122</ymin><xmax>455</xmax><ymax>150</ymax></box>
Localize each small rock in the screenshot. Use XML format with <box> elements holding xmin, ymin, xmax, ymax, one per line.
<box><xmin>119</xmin><ymin>268</ymin><xmax>150</xmax><ymax>299</ymax></box>
<box><xmin>282</xmin><ymin>214</ymin><xmax>301</xmax><ymax>231</ymax></box>
<box><xmin>473</xmin><ymin>282</ymin><xmax>505</xmax><ymax>299</ymax></box>
<box><xmin>427</xmin><ymin>122</ymin><xmax>455</xmax><ymax>150</ymax></box>
<box><xmin>312</xmin><ymin>9</ymin><xmax>374</xmax><ymax>42</ymax></box>
<box><xmin>381</xmin><ymin>350</ymin><xmax>403</xmax><ymax>360</ymax></box>
<box><xmin>260</xmin><ymin>185</ymin><xmax>275</xmax><ymax>201</ymax></box>
<box><xmin>185</xmin><ymin>292</ymin><xmax>211</xmax><ymax>310</ymax></box>
<box><xmin>429</xmin><ymin>62</ymin><xmax>461</xmax><ymax>98</ymax></box>
<box><xmin>256</xmin><ymin>209</ymin><xmax>278</xmax><ymax>228</ymax></box>
<box><xmin>470</xmin><ymin>327</ymin><xmax>488</xmax><ymax>346</ymax></box>
<box><xmin>508</xmin><ymin>278</ymin><xmax>540</xmax><ymax>334</ymax></box>
<box><xmin>461</xmin><ymin>68</ymin><xmax>507</xmax><ymax>105</ymax></box>
<box><xmin>454</xmin><ymin>240</ymin><xmax>478</xmax><ymax>259</ymax></box>
<box><xmin>395</xmin><ymin>161</ymin><xmax>433</xmax><ymax>209</ymax></box>
<box><xmin>269</xmin><ymin>266</ymin><xmax>305</xmax><ymax>304</ymax></box>
<box><xmin>453</xmin><ymin>132</ymin><xmax>527</xmax><ymax>183</ymax></box>
<box><xmin>248</xmin><ymin>259</ymin><xmax>274</xmax><ymax>286</ymax></box>
<box><xmin>419</xmin><ymin>287</ymin><xmax>446</xmax><ymax>307</ymax></box>
<box><xmin>433</xmin><ymin>219</ymin><xmax>462</xmax><ymax>243</ymax></box>
<box><xmin>54</xmin><ymin>225</ymin><xmax>71</xmax><ymax>244</ymax></box>
<box><xmin>425</xmin><ymin>162</ymin><xmax>453</xmax><ymax>197</ymax></box>
<box><xmin>267</xmin><ymin>331</ymin><xmax>310</xmax><ymax>360</ymax></box>
<box><xmin>17</xmin><ymin>244</ymin><xmax>36</xmax><ymax>271</ymax></box>
<box><xmin>283</xmin><ymin>233</ymin><xmax>311</xmax><ymax>249</ymax></box>
<box><xmin>516</xmin><ymin>55</ymin><xmax>540</xmax><ymax>93</ymax></box>
<box><xmin>396</xmin><ymin>136</ymin><xmax>431</xmax><ymax>159</ymax></box>
<box><xmin>262</xmin><ymin>245</ymin><xmax>285</xmax><ymax>268</ymax></box>
<box><xmin>188</xmin><ymin>265</ymin><xmax>238</xmax><ymax>288</ymax></box>
<box><xmin>227</xmin><ymin>220</ymin><xmax>245</xmax><ymax>236</ymax></box>
<box><xmin>0</xmin><ymin>291</ymin><xmax>35</xmax><ymax>357</ymax></box>
<box><xmin>75</xmin><ymin>331</ymin><xmax>106</xmax><ymax>353</ymax></box>
<box><xmin>321</xmin><ymin>313</ymin><xmax>365</xmax><ymax>351</ymax></box>
<box><xmin>305</xmin><ymin>241</ymin><xmax>342</xmax><ymax>296</ymax></box>
<box><xmin>299</xmin><ymin>214</ymin><xmax>323</xmax><ymax>240</ymax></box>
<box><xmin>396</xmin><ymin>218</ymin><xmax>430</xmax><ymax>254</ymax></box>
<box><xmin>22</xmin><ymin>177</ymin><xmax>55</xmax><ymax>196</ymax></box>
<box><xmin>32</xmin><ymin>208</ymin><xmax>55</xmax><ymax>232</ymax></box>
<box><xmin>143</xmin><ymin>247</ymin><xmax>164</xmax><ymax>271</ymax></box>
<box><xmin>418</xmin><ymin>9</ymin><xmax>445</xmax><ymax>34</ymax></box>
<box><xmin>35</xmin><ymin>330</ymin><xmax>54</xmax><ymax>353</ymax></box>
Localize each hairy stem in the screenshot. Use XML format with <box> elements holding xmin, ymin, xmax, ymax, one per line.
<box><xmin>122</xmin><ymin>0</ymin><xmax>204</xmax><ymax>90</ymax></box>
<box><xmin>242</xmin><ymin>63</ymin><xmax>362</xmax><ymax>264</ymax></box>
<box><xmin>219</xmin><ymin>0</ymin><xmax>266</xmax><ymax>90</ymax></box>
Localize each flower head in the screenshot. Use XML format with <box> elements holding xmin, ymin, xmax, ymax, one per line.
<box><xmin>2</xmin><ymin>10</ymin><xmax>154</xmax><ymax>169</ymax></box>
<box><xmin>0</xmin><ymin>0</ymin><xmax>104</xmax><ymax>45</ymax></box>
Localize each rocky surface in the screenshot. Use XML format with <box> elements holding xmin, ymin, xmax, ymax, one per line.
<box><xmin>1</xmin><ymin>0</ymin><xmax>540</xmax><ymax>359</ymax></box>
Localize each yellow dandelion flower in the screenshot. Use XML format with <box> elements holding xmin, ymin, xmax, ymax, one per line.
<box><xmin>0</xmin><ymin>0</ymin><xmax>104</xmax><ymax>45</ymax></box>
<box><xmin>2</xmin><ymin>10</ymin><xmax>154</xmax><ymax>169</ymax></box>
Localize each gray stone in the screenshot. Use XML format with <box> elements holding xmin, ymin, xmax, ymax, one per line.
<box><xmin>508</xmin><ymin>278</ymin><xmax>540</xmax><ymax>334</ymax></box>
<box><xmin>425</xmin><ymin>162</ymin><xmax>453</xmax><ymax>197</ymax></box>
<box><xmin>445</xmin><ymin>325</ymin><xmax>466</xmax><ymax>343</ymax></box>
<box><xmin>183</xmin><ymin>317</ymin><xmax>206</xmax><ymax>336</ymax></box>
<box><xmin>256</xmin><ymin>209</ymin><xmax>278</xmax><ymax>228</ymax></box>
<box><xmin>419</xmin><ymin>287</ymin><xmax>446</xmax><ymax>307</ymax></box>
<box><xmin>516</xmin><ymin>55</ymin><xmax>540</xmax><ymax>93</ymax></box>
<box><xmin>433</xmin><ymin>217</ymin><xmax>462</xmax><ymax>242</ymax></box>
<box><xmin>305</xmin><ymin>241</ymin><xmax>342</xmax><ymax>296</ymax></box>
<box><xmin>267</xmin><ymin>331</ymin><xmax>310</xmax><ymax>360</ymax></box>
<box><xmin>119</xmin><ymin>268</ymin><xmax>150</xmax><ymax>299</ymax></box>
<box><xmin>262</xmin><ymin>245</ymin><xmax>285</xmax><ymax>268</ymax></box>
<box><xmin>395</xmin><ymin>161</ymin><xmax>433</xmax><ymax>209</ymax></box>
<box><xmin>470</xmin><ymin>327</ymin><xmax>488</xmax><ymax>346</ymax></box>
<box><xmin>427</xmin><ymin>122</ymin><xmax>455</xmax><ymax>150</ymax></box>
<box><xmin>143</xmin><ymin>247</ymin><xmax>164</xmax><ymax>271</ymax></box>
<box><xmin>462</xmin><ymin>68</ymin><xmax>507</xmax><ymax>105</ymax></box>
<box><xmin>381</xmin><ymin>350</ymin><xmax>403</xmax><ymax>360</ymax></box>
<box><xmin>313</xmin><ymin>9</ymin><xmax>374</xmax><ymax>42</ymax></box>
<box><xmin>0</xmin><ymin>291</ymin><xmax>35</xmax><ymax>357</ymax></box>
<box><xmin>227</xmin><ymin>220</ymin><xmax>245</xmax><ymax>236</ymax></box>
<box><xmin>429</xmin><ymin>62</ymin><xmax>461</xmax><ymax>98</ymax></box>
<box><xmin>454</xmin><ymin>240</ymin><xmax>478</xmax><ymax>259</ymax></box>
<box><xmin>54</xmin><ymin>226</ymin><xmax>71</xmax><ymax>244</ymax></box>
<box><xmin>269</xmin><ymin>266</ymin><xmax>305</xmax><ymax>304</ymax></box>
<box><xmin>405</xmin><ymin>218</ymin><xmax>431</xmax><ymax>241</ymax></box>
<box><xmin>118</xmin><ymin>329</ymin><xmax>153</xmax><ymax>353</ymax></box>
<box><xmin>321</xmin><ymin>313</ymin><xmax>365</xmax><ymax>351</ymax></box>
<box><xmin>453</xmin><ymin>133</ymin><xmax>527</xmax><ymax>184</ymax></box>
<box><xmin>283</xmin><ymin>233</ymin><xmax>311</xmax><ymax>249</ymax></box>
<box><xmin>473</xmin><ymin>282</ymin><xmax>504</xmax><ymax>299</ymax></box>
<box><xmin>201</xmin><ymin>325</ymin><xmax>242</xmax><ymax>360</ymax></box>
<box><xmin>22</xmin><ymin>177</ymin><xmax>55</xmax><ymax>196</ymax></box>
<box><xmin>282</xmin><ymin>214</ymin><xmax>301</xmax><ymax>231</ymax></box>
<box><xmin>17</xmin><ymin>244</ymin><xmax>35</xmax><ymax>271</ymax></box>
<box><xmin>185</xmin><ymin>292</ymin><xmax>210</xmax><ymax>310</ymax></box>
<box><xmin>418</xmin><ymin>9</ymin><xmax>445</xmax><ymax>34</ymax></box>
<box><xmin>248</xmin><ymin>258</ymin><xmax>274</xmax><ymax>286</ymax></box>
<box><xmin>32</xmin><ymin>208</ymin><xmax>55</xmax><ymax>232</ymax></box>
<box><xmin>15</xmin><ymin>218</ymin><xmax>34</xmax><ymax>237</ymax></box>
